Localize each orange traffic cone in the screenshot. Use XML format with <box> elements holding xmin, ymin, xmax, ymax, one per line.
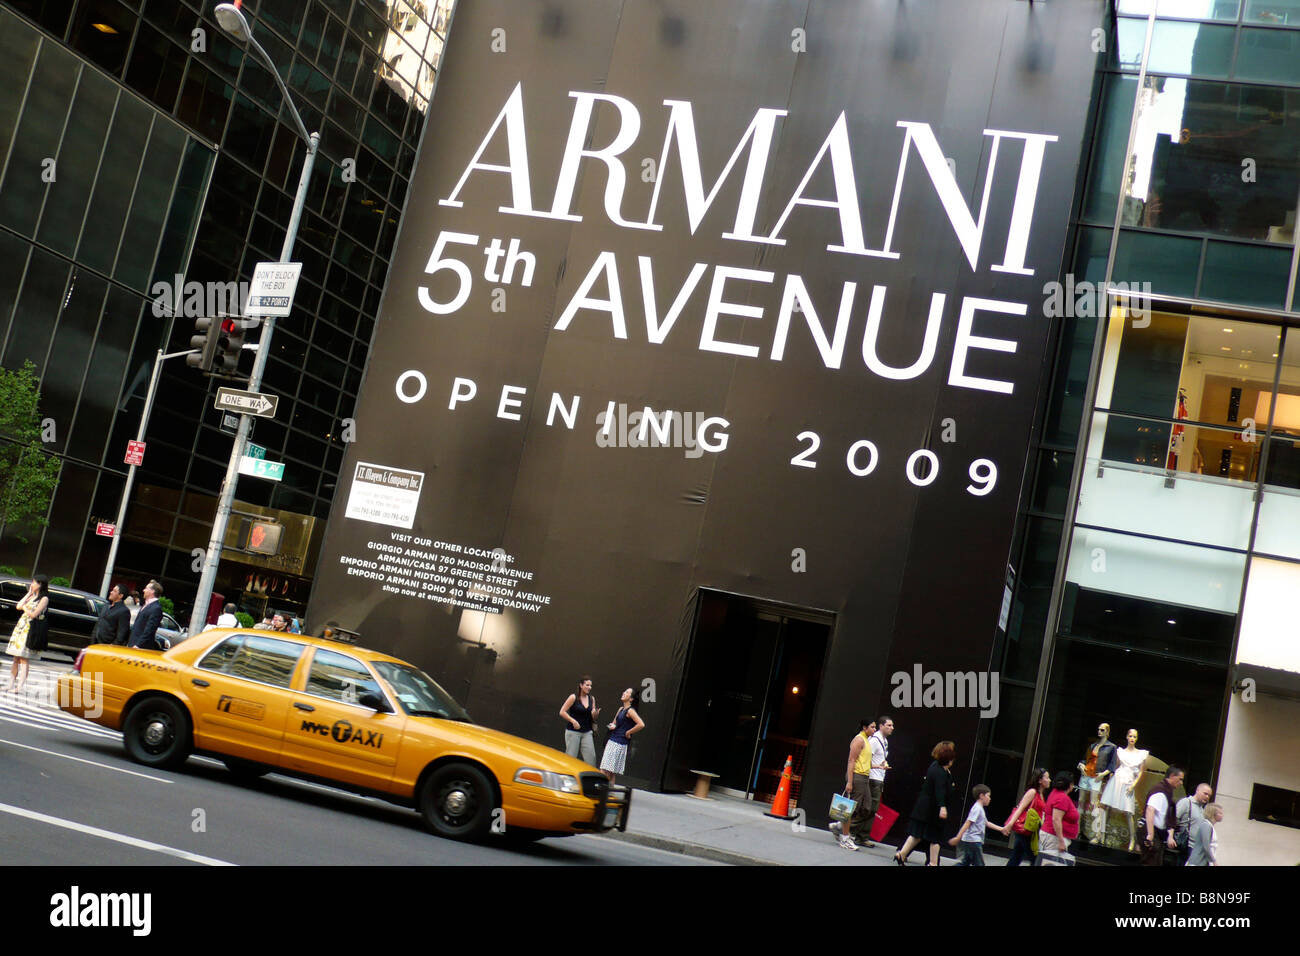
<box><xmin>764</xmin><ymin>755</ymin><xmax>796</xmax><ymax>820</ymax></box>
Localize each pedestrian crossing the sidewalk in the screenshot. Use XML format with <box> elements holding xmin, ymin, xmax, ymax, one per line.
<box><xmin>0</xmin><ymin>659</ymin><xmax>120</xmax><ymax>741</ymax></box>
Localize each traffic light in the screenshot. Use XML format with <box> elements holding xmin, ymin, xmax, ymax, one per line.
<box><xmin>214</xmin><ymin>318</ymin><xmax>245</xmax><ymax>373</ymax></box>
<box><xmin>238</xmin><ymin>518</ymin><xmax>283</xmax><ymax>556</ymax></box>
<box><xmin>185</xmin><ymin>317</ymin><xmax>220</xmax><ymax>372</ymax></box>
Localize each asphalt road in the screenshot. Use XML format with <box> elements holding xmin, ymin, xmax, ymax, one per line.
<box><xmin>0</xmin><ymin>661</ymin><xmax>707</xmax><ymax>867</ymax></box>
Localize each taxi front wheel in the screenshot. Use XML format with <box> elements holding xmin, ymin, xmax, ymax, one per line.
<box><xmin>123</xmin><ymin>696</ymin><xmax>192</xmax><ymax>769</ymax></box>
<box><xmin>418</xmin><ymin>763</ymin><xmax>497</xmax><ymax>841</ymax></box>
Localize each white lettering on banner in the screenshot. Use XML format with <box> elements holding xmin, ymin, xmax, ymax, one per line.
<box><xmin>639</xmin><ymin>257</ymin><xmax>708</xmax><ymax>344</ymax></box>
<box><xmin>700</xmin><ymin>266</ymin><xmax>772</xmax><ymax>358</ymax></box>
<box><xmin>949</xmin><ymin>297</ymin><xmax>1025</xmax><ymax>395</ymax></box>
<box><xmin>338</xmin><ymin>535</ymin><xmax>553</xmax><ymax>615</ymax></box>
<box><xmin>549</xmin><ymin>91</ymin><xmax>644</xmax><ymax>226</ymax></box>
<box><xmin>644</xmin><ymin>100</ymin><xmax>786</xmax><ymax>238</ymax></box>
<box><xmin>554</xmin><ymin>251</ymin><xmax>627</xmax><ymax>337</ymax></box>
<box><xmin>439</xmin><ymin>86</ymin><xmax>1057</xmax><ymax>268</ymax></box>
<box><xmin>772</xmin><ymin>276</ymin><xmax>856</xmax><ymax>369</ymax></box>
<box><xmin>438</xmin><ymin>83</ymin><xmax>538</xmax><ymax>215</ymax></box>
<box><xmin>359</xmin><ymin>80</ymin><xmax>1076</xmax><ymax>508</ymax></box>
<box><xmin>764</xmin><ymin>112</ymin><xmax>876</xmax><ymax>255</ymax></box>
<box><xmin>862</xmin><ymin>287</ymin><xmax>945</xmax><ymax>380</ymax></box>
<box><xmin>418</xmin><ymin>86</ymin><xmax>1064</xmax><ymax>415</ymax></box>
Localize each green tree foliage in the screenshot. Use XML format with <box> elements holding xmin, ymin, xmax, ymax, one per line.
<box><xmin>234</xmin><ymin>612</ymin><xmax>255</xmax><ymax>628</ymax></box>
<box><xmin>0</xmin><ymin>362</ymin><xmax>61</xmax><ymax>541</ymax></box>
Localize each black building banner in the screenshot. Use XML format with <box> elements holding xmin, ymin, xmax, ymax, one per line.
<box><xmin>309</xmin><ymin>0</ymin><xmax>1103</xmax><ymax>822</ymax></box>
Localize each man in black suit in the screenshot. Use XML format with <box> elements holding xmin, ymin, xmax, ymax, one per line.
<box><xmin>91</xmin><ymin>584</ymin><xmax>131</xmax><ymax>646</ymax></box>
<box><xmin>128</xmin><ymin>580</ymin><xmax>165</xmax><ymax>650</ymax></box>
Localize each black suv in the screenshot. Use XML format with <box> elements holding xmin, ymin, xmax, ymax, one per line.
<box><xmin>0</xmin><ymin>578</ymin><xmax>185</xmax><ymax>658</ymax></box>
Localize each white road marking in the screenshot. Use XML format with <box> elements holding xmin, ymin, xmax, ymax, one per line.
<box><xmin>0</xmin><ymin>736</ymin><xmax>169</xmax><ymax>783</ymax></box>
<box><xmin>0</xmin><ymin>802</ymin><xmax>234</xmax><ymax>866</ymax></box>
<box><xmin>0</xmin><ymin>710</ymin><xmax>119</xmax><ymax>740</ymax></box>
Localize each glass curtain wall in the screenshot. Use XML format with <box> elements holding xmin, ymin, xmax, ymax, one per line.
<box><xmin>1016</xmin><ymin>0</ymin><xmax>1300</xmax><ymax>856</ymax></box>
<box><xmin>0</xmin><ymin>0</ymin><xmax>455</xmax><ymax>614</ymax></box>
<box><xmin>0</xmin><ymin>6</ymin><xmax>213</xmax><ymax>583</ymax></box>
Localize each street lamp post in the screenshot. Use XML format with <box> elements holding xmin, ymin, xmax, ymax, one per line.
<box><xmin>188</xmin><ymin>3</ymin><xmax>319</xmax><ymax>636</ymax></box>
<box><xmin>100</xmin><ymin>348</ymin><xmax>199</xmax><ymax>599</ymax></box>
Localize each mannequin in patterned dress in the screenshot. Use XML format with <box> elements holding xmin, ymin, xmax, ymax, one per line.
<box><xmin>1077</xmin><ymin>721</ymin><xmax>1117</xmax><ymax>839</ymax></box>
<box><xmin>1100</xmin><ymin>728</ymin><xmax>1149</xmax><ymax>851</ymax></box>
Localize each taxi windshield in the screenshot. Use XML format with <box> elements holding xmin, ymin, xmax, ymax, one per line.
<box><xmin>372</xmin><ymin>661</ymin><xmax>471</xmax><ymax>721</ymax></box>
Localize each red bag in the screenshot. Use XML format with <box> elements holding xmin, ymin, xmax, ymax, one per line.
<box><xmin>870</xmin><ymin>803</ymin><xmax>899</xmax><ymax>842</ymax></box>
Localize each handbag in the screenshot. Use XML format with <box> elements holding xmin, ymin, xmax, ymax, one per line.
<box><xmin>1035</xmin><ymin>848</ymin><xmax>1076</xmax><ymax>867</ymax></box>
<box><xmin>829</xmin><ymin>791</ymin><xmax>858</xmax><ymax>822</ymax></box>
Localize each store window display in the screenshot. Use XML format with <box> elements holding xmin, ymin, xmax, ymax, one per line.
<box><xmin>1077</xmin><ymin>722</ymin><xmax>1118</xmax><ymax>839</ymax></box>
<box><xmin>1099</xmin><ymin>728</ymin><xmax>1149</xmax><ymax>852</ymax></box>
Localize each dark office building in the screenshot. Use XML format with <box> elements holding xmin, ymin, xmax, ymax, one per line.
<box><xmin>306</xmin><ymin>0</ymin><xmax>1300</xmax><ymax>867</ymax></box>
<box><xmin>0</xmin><ymin>0</ymin><xmax>452</xmax><ymax>621</ymax></box>
<box><xmin>4</xmin><ymin>0</ymin><xmax>1298</xmax><ymax>867</ymax></box>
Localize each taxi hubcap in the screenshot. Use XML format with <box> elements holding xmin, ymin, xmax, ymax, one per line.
<box><xmin>443</xmin><ymin>788</ymin><xmax>469</xmax><ymax>816</ymax></box>
<box><xmin>143</xmin><ymin>716</ymin><xmax>170</xmax><ymax>748</ymax></box>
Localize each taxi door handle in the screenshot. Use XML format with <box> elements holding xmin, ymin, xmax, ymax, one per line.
<box><xmin>191</xmin><ymin>678</ymin><xmax>210</xmax><ymax>688</ymax></box>
<box><xmin>294</xmin><ymin>702</ymin><xmax>315</xmax><ymax>712</ymax></box>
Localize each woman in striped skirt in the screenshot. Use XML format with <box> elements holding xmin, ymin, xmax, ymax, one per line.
<box><xmin>599</xmin><ymin>687</ymin><xmax>645</xmax><ymax>783</ymax></box>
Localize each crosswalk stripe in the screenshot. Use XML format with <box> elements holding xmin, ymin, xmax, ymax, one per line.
<box><xmin>0</xmin><ymin>695</ymin><xmax>121</xmax><ymax>737</ymax></box>
<box><xmin>0</xmin><ymin>711</ymin><xmax>119</xmax><ymax>740</ymax></box>
<box><xmin>0</xmin><ymin>700</ymin><xmax>118</xmax><ymax>732</ymax></box>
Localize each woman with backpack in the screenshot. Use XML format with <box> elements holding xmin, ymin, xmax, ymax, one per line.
<box><xmin>1002</xmin><ymin>767</ymin><xmax>1050</xmax><ymax>866</ymax></box>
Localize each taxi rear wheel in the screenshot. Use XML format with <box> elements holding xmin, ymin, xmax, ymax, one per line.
<box><xmin>123</xmin><ymin>696</ymin><xmax>192</xmax><ymax>769</ymax></box>
<box><xmin>418</xmin><ymin>763</ymin><xmax>497</xmax><ymax>841</ymax></box>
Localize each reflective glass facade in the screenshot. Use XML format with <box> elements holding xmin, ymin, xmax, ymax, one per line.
<box><xmin>0</xmin><ymin>0</ymin><xmax>451</xmax><ymax>620</ymax></box>
<box><xmin>979</xmin><ymin>1</ymin><xmax>1300</xmax><ymax>865</ymax></box>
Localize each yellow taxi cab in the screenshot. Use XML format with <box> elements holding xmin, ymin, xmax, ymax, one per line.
<box><xmin>57</xmin><ymin>628</ymin><xmax>630</xmax><ymax>842</ymax></box>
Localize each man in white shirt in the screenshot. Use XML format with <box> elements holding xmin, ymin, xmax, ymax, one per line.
<box><xmin>858</xmin><ymin>716</ymin><xmax>893</xmax><ymax>844</ymax></box>
<box><xmin>1142</xmin><ymin>766</ymin><xmax>1184</xmax><ymax>866</ymax></box>
<box><xmin>216</xmin><ymin>603</ymin><xmax>238</xmax><ymax>627</ymax></box>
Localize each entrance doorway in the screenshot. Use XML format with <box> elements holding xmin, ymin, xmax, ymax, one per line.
<box><xmin>667</xmin><ymin>590</ymin><xmax>832</xmax><ymax>804</ymax></box>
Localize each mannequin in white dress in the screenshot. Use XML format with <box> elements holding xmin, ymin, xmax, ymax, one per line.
<box><xmin>1099</xmin><ymin>728</ymin><xmax>1149</xmax><ymax>851</ymax></box>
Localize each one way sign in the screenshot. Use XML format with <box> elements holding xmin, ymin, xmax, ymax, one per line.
<box><xmin>215</xmin><ymin>387</ymin><xmax>278</xmax><ymax>418</ymax></box>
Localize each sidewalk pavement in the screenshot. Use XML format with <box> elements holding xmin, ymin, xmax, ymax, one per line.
<box><xmin>601</xmin><ymin>788</ymin><xmax>1012</xmax><ymax>866</ymax></box>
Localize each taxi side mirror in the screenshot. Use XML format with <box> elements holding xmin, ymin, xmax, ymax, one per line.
<box><xmin>359</xmin><ymin>691</ymin><xmax>392</xmax><ymax>713</ymax></box>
